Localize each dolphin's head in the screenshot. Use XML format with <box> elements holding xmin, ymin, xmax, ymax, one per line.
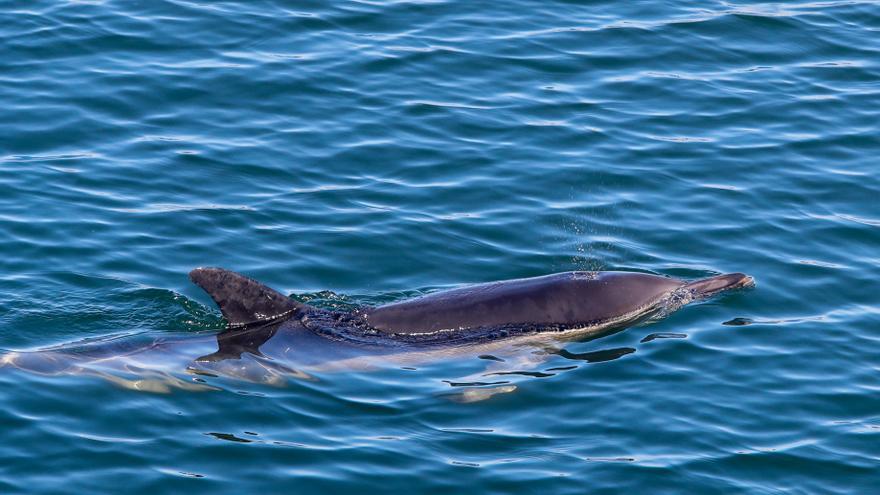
<box><xmin>685</xmin><ymin>273</ymin><xmax>755</xmax><ymax>299</ymax></box>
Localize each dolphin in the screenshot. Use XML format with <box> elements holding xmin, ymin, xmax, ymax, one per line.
<box><xmin>189</xmin><ymin>267</ymin><xmax>754</xmax><ymax>347</ymax></box>
<box><xmin>1</xmin><ymin>268</ymin><xmax>753</xmax><ymax>392</ymax></box>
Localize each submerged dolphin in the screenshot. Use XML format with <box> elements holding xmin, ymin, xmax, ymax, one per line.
<box><xmin>2</xmin><ymin>268</ymin><xmax>753</xmax><ymax>392</ymax></box>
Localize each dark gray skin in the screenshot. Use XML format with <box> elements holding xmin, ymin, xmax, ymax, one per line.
<box><xmin>189</xmin><ymin>268</ymin><xmax>755</xmax><ymax>347</ymax></box>
<box><xmin>366</xmin><ymin>272</ymin><xmax>686</xmax><ymax>334</ymax></box>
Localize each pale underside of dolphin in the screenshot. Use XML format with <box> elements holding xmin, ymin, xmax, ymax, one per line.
<box><xmin>2</xmin><ymin>268</ymin><xmax>753</xmax><ymax>394</ymax></box>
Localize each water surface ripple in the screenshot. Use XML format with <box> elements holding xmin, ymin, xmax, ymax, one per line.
<box><xmin>1</xmin><ymin>0</ymin><xmax>878</xmax><ymax>493</ymax></box>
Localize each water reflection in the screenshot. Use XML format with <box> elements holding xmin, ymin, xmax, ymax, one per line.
<box><xmin>441</xmin><ymin>385</ymin><xmax>518</xmax><ymax>404</ymax></box>
<box><xmin>194</xmin><ymin>320</ymin><xmax>282</xmax><ymax>362</ymax></box>
<box><xmin>553</xmin><ymin>347</ymin><xmax>636</xmax><ymax>362</ymax></box>
<box><xmin>206</xmin><ymin>432</ymin><xmax>253</xmax><ymax>443</ymax></box>
<box><xmin>723</xmin><ymin>315</ymin><xmax>825</xmax><ymax>326</ymax></box>
<box><xmin>440</xmin><ymin>344</ymin><xmax>640</xmax><ymax>402</ymax></box>
<box><xmin>4</xmin><ymin>309</ymin><xmax>696</xmax><ymax>401</ymax></box>
<box><xmin>640</xmin><ymin>332</ymin><xmax>687</xmax><ymax>343</ymax></box>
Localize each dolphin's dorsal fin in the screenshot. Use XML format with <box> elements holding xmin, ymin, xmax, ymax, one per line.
<box><xmin>189</xmin><ymin>267</ymin><xmax>301</xmax><ymax>328</ymax></box>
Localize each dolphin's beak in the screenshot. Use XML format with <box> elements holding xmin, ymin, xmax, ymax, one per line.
<box><xmin>685</xmin><ymin>273</ymin><xmax>755</xmax><ymax>298</ymax></box>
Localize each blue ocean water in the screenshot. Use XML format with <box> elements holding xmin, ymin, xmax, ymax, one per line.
<box><xmin>1</xmin><ymin>0</ymin><xmax>878</xmax><ymax>493</ymax></box>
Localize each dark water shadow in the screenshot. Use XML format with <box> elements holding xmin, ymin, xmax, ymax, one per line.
<box><xmin>485</xmin><ymin>370</ymin><xmax>556</xmax><ymax>378</ymax></box>
<box><xmin>206</xmin><ymin>432</ymin><xmax>253</xmax><ymax>443</ymax></box>
<box><xmin>640</xmin><ymin>332</ymin><xmax>687</xmax><ymax>343</ymax></box>
<box><xmin>443</xmin><ymin>380</ymin><xmax>510</xmax><ymax>387</ymax></box>
<box><xmin>552</xmin><ymin>346</ymin><xmax>636</xmax><ymax>363</ymax></box>
<box><xmin>723</xmin><ymin>316</ymin><xmax>825</xmax><ymax>326</ymax></box>
<box><xmin>439</xmin><ymin>344</ymin><xmax>638</xmax><ymax>403</ymax></box>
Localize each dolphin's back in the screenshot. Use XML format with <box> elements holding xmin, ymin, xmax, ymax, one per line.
<box><xmin>363</xmin><ymin>271</ymin><xmax>684</xmax><ymax>334</ymax></box>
